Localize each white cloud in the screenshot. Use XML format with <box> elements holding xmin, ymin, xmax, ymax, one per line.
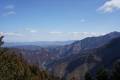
<box><xmin>2</xmin><ymin>4</ymin><xmax>16</xmax><ymax>16</ymax></box>
<box><xmin>68</xmin><ymin>32</ymin><xmax>105</xmax><ymax>40</ymax></box>
<box><xmin>80</xmin><ymin>19</ymin><xmax>85</xmax><ymax>22</ymax></box>
<box><xmin>48</xmin><ymin>31</ymin><xmax>105</xmax><ymax>41</ymax></box>
<box><xmin>5</xmin><ymin>5</ymin><xmax>15</xmax><ymax>10</ymax></box>
<box><xmin>70</xmin><ymin>32</ymin><xmax>104</xmax><ymax>36</ymax></box>
<box><xmin>3</xmin><ymin>11</ymin><xmax>16</xmax><ymax>16</ymax></box>
<box><xmin>98</xmin><ymin>0</ymin><xmax>120</xmax><ymax>13</ymax></box>
<box><xmin>30</xmin><ymin>30</ymin><xmax>37</xmax><ymax>33</ymax></box>
<box><xmin>1</xmin><ymin>31</ymin><xmax>106</xmax><ymax>42</ymax></box>
<box><xmin>49</xmin><ymin>31</ymin><xmax>63</xmax><ymax>35</ymax></box>
<box><xmin>25</xmin><ymin>28</ymin><xmax>38</xmax><ymax>33</ymax></box>
<box><xmin>2</xmin><ymin>32</ymin><xmax>24</xmax><ymax>37</ymax></box>
<box><xmin>49</xmin><ymin>31</ymin><xmax>104</xmax><ymax>37</ymax></box>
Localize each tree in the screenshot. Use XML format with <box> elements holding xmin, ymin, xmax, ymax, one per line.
<box><xmin>0</xmin><ymin>50</ymin><xmax>33</xmax><ymax>80</ymax></box>
<box><xmin>70</xmin><ymin>77</ymin><xmax>76</xmax><ymax>80</ymax></box>
<box><xmin>85</xmin><ymin>71</ymin><xmax>94</xmax><ymax>80</ymax></box>
<box><xmin>111</xmin><ymin>60</ymin><xmax>120</xmax><ymax>80</ymax></box>
<box><xmin>0</xmin><ymin>36</ymin><xmax>59</xmax><ymax>80</ymax></box>
<box><xmin>0</xmin><ymin>36</ymin><xmax>32</xmax><ymax>80</ymax></box>
<box><xmin>0</xmin><ymin>36</ymin><xmax>4</xmax><ymax>54</ymax></box>
<box><xmin>96</xmin><ymin>67</ymin><xmax>109</xmax><ymax>80</ymax></box>
<box><xmin>0</xmin><ymin>36</ymin><xmax>4</xmax><ymax>47</ymax></box>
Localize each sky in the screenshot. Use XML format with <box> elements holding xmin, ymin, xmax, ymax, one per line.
<box><xmin>0</xmin><ymin>0</ymin><xmax>120</xmax><ymax>42</ymax></box>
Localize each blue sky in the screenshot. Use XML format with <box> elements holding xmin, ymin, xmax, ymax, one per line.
<box><xmin>0</xmin><ymin>0</ymin><xmax>120</xmax><ymax>42</ymax></box>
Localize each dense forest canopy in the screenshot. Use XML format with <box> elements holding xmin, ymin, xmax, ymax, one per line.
<box><xmin>0</xmin><ymin>36</ymin><xmax>60</xmax><ymax>80</ymax></box>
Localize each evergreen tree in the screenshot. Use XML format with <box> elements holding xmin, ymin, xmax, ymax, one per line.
<box><xmin>0</xmin><ymin>35</ymin><xmax>4</xmax><ymax>54</ymax></box>
<box><xmin>96</xmin><ymin>67</ymin><xmax>109</xmax><ymax>80</ymax></box>
<box><xmin>70</xmin><ymin>76</ymin><xmax>76</xmax><ymax>80</ymax></box>
<box><xmin>0</xmin><ymin>36</ymin><xmax>4</xmax><ymax>47</ymax></box>
<box><xmin>85</xmin><ymin>71</ymin><xmax>94</xmax><ymax>80</ymax></box>
<box><xmin>111</xmin><ymin>60</ymin><xmax>120</xmax><ymax>80</ymax></box>
<box><xmin>0</xmin><ymin>36</ymin><xmax>61</xmax><ymax>80</ymax></box>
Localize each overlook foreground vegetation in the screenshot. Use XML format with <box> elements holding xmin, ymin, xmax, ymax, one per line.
<box><xmin>0</xmin><ymin>36</ymin><xmax>60</xmax><ymax>80</ymax></box>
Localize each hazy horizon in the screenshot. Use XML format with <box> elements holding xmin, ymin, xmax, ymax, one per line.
<box><xmin>2</xmin><ymin>31</ymin><xmax>119</xmax><ymax>43</ymax></box>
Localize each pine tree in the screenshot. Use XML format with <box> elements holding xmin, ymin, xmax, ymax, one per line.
<box><xmin>70</xmin><ymin>76</ymin><xmax>76</xmax><ymax>80</ymax></box>
<box><xmin>0</xmin><ymin>36</ymin><xmax>4</xmax><ymax>47</ymax></box>
<box><xmin>112</xmin><ymin>60</ymin><xmax>120</xmax><ymax>80</ymax></box>
<box><xmin>85</xmin><ymin>71</ymin><xmax>94</xmax><ymax>80</ymax></box>
<box><xmin>96</xmin><ymin>67</ymin><xmax>109</xmax><ymax>80</ymax></box>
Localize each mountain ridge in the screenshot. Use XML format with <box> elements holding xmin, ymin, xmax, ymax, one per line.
<box><xmin>49</xmin><ymin>35</ymin><xmax>120</xmax><ymax>80</ymax></box>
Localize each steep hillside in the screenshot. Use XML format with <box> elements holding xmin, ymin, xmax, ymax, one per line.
<box><xmin>57</xmin><ymin>31</ymin><xmax>120</xmax><ymax>57</ymax></box>
<box><xmin>48</xmin><ymin>37</ymin><xmax>120</xmax><ymax>80</ymax></box>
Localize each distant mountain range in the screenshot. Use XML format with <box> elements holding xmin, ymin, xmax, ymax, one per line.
<box><xmin>4</xmin><ymin>41</ymin><xmax>74</xmax><ymax>47</ymax></box>
<box><xmin>6</xmin><ymin>31</ymin><xmax>120</xmax><ymax>80</ymax></box>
